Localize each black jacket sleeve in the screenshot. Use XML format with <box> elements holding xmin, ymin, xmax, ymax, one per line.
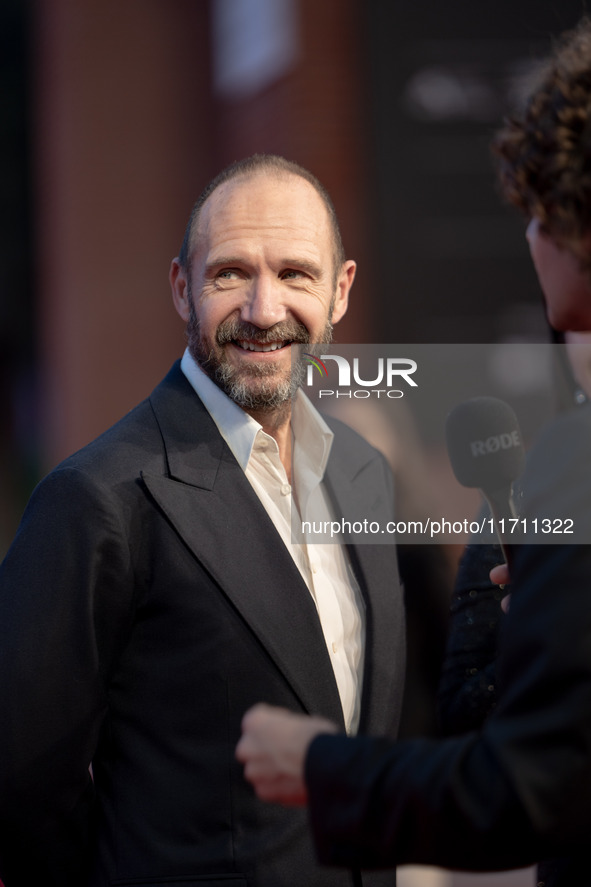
<box><xmin>437</xmin><ymin>542</ymin><xmax>504</xmax><ymax>735</ymax></box>
<box><xmin>0</xmin><ymin>467</ymin><xmax>134</xmax><ymax>885</ymax></box>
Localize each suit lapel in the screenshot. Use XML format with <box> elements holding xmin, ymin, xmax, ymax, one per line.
<box><xmin>324</xmin><ymin>431</ymin><xmax>405</xmax><ymax>737</ymax></box>
<box><xmin>143</xmin><ymin>365</ymin><xmax>346</xmax><ymax>729</ymax></box>
<box><xmin>350</xmin><ymin>543</ymin><xmax>405</xmax><ymax>736</ymax></box>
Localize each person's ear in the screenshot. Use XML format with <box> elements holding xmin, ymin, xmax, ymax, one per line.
<box><xmin>170</xmin><ymin>258</ymin><xmax>191</xmax><ymax>322</ymax></box>
<box><xmin>331</xmin><ymin>260</ymin><xmax>356</xmax><ymax>324</ymax></box>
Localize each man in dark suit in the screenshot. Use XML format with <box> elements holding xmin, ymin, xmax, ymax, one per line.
<box><xmin>0</xmin><ymin>155</ymin><xmax>404</xmax><ymax>886</ymax></box>
<box><xmin>236</xmin><ymin>20</ymin><xmax>591</xmax><ymax>885</ymax></box>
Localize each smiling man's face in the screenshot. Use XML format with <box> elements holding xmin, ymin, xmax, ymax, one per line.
<box><xmin>170</xmin><ymin>171</ymin><xmax>354</xmax><ymax>414</ymax></box>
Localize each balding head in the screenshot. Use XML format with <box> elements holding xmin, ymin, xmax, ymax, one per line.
<box><xmin>178</xmin><ymin>155</ymin><xmax>346</xmax><ymax>286</ymax></box>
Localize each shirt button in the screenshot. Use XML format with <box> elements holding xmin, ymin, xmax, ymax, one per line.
<box><xmin>332</xmin><ymin>642</ymin><xmax>338</xmax><ymax>653</ymax></box>
<box><xmin>310</xmin><ymin>562</ymin><xmax>318</xmax><ymax>574</ymax></box>
<box><xmin>281</xmin><ymin>483</ymin><xmax>291</xmax><ymax>496</ymax></box>
<box><xmin>258</xmin><ymin>438</ymin><xmax>269</xmax><ymax>450</ymax></box>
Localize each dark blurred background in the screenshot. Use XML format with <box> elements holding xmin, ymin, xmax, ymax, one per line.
<box><xmin>0</xmin><ymin>0</ymin><xmax>586</xmax><ymax>552</ymax></box>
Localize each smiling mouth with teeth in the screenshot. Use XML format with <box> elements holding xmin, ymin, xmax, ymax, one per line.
<box><xmin>236</xmin><ymin>340</ymin><xmax>290</xmax><ymax>353</ymax></box>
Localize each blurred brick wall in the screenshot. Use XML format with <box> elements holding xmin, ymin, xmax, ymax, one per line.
<box><xmin>35</xmin><ymin>0</ymin><xmax>216</xmax><ymax>468</ymax></box>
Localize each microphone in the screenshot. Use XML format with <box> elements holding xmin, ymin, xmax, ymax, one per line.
<box><xmin>445</xmin><ymin>397</ymin><xmax>526</xmax><ymax>566</ymax></box>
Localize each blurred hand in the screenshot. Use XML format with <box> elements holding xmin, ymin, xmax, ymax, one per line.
<box><xmin>236</xmin><ymin>703</ymin><xmax>338</xmax><ymax>806</ymax></box>
<box><xmin>489</xmin><ymin>562</ymin><xmax>511</xmax><ymax>613</ymax></box>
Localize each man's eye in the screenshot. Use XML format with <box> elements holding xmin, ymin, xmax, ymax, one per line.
<box><xmin>281</xmin><ymin>269</ymin><xmax>303</xmax><ymax>280</ymax></box>
<box><xmin>218</xmin><ymin>269</ymin><xmax>239</xmax><ymax>280</ymax></box>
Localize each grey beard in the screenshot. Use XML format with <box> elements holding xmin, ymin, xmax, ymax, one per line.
<box><xmin>211</xmin><ymin>355</ymin><xmax>306</xmax><ymax>411</ymax></box>
<box><xmin>187</xmin><ymin>308</ymin><xmax>333</xmax><ymax>412</ymax></box>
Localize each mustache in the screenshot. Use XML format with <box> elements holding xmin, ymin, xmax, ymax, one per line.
<box><xmin>215</xmin><ymin>318</ymin><xmax>311</xmax><ymax>346</ymax></box>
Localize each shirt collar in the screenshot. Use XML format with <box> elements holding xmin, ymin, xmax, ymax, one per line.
<box><xmin>180</xmin><ymin>347</ymin><xmax>333</xmax><ymax>479</ymax></box>
<box><xmin>291</xmin><ymin>383</ymin><xmax>333</xmax><ymax>485</ymax></box>
<box><xmin>180</xmin><ymin>348</ymin><xmax>259</xmax><ymax>470</ymax></box>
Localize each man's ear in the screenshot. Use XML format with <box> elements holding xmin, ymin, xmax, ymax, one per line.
<box><xmin>331</xmin><ymin>260</ymin><xmax>356</xmax><ymax>324</ymax></box>
<box><xmin>170</xmin><ymin>258</ymin><xmax>191</xmax><ymax>322</ymax></box>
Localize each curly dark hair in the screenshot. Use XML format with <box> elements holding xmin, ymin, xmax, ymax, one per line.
<box><xmin>494</xmin><ymin>17</ymin><xmax>591</xmax><ymax>265</ymax></box>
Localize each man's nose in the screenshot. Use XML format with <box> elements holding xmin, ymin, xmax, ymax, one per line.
<box><xmin>240</xmin><ymin>275</ymin><xmax>287</xmax><ymax>328</ymax></box>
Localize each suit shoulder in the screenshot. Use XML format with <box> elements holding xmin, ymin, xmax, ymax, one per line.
<box><xmin>520</xmin><ymin>403</ymin><xmax>591</xmax><ymax>536</ymax></box>
<box><xmin>50</xmin><ymin>363</ymin><xmax>193</xmax><ymax>476</ymax></box>
<box><xmin>524</xmin><ymin>402</ymin><xmax>591</xmax><ymax>480</ymax></box>
<box><xmin>52</xmin><ymin>396</ymin><xmax>161</xmax><ymax>480</ymax></box>
<box><xmin>324</xmin><ymin>414</ymin><xmax>391</xmax><ymax>469</ymax></box>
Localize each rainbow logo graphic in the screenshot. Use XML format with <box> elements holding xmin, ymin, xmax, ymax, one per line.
<box><xmin>302</xmin><ymin>353</ymin><xmax>329</xmax><ymax>377</ymax></box>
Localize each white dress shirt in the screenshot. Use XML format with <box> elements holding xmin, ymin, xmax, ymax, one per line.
<box><xmin>180</xmin><ymin>348</ymin><xmax>365</xmax><ymax>733</ymax></box>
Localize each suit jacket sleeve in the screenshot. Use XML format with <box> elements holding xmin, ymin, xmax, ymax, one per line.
<box><xmin>0</xmin><ymin>466</ymin><xmax>135</xmax><ymax>885</ymax></box>
<box><xmin>305</xmin><ymin>407</ymin><xmax>591</xmax><ymax>872</ymax></box>
<box><xmin>437</xmin><ymin>541</ymin><xmax>503</xmax><ymax>735</ymax></box>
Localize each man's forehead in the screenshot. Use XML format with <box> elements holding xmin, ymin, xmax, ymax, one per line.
<box><xmin>196</xmin><ymin>171</ymin><xmax>330</xmax><ymax>238</ymax></box>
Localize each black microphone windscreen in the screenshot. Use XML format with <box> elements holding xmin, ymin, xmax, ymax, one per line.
<box><xmin>445</xmin><ymin>396</ymin><xmax>525</xmax><ymax>493</ymax></box>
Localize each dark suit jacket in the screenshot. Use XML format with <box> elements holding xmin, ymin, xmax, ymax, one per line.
<box><xmin>305</xmin><ymin>404</ymin><xmax>591</xmax><ymax>880</ymax></box>
<box><xmin>0</xmin><ymin>362</ymin><xmax>404</xmax><ymax>887</ymax></box>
